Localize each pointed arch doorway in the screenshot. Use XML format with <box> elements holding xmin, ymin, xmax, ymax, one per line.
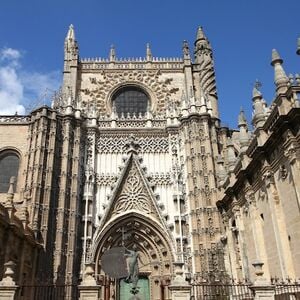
<box><xmin>92</xmin><ymin>213</ymin><xmax>175</xmax><ymax>300</ymax></box>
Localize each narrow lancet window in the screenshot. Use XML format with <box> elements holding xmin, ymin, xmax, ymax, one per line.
<box><xmin>0</xmin><ymin>151</ymin><xmax>19</xmax><ymax>193</ymax></box>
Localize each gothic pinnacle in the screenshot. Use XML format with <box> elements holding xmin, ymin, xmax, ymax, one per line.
<box><xmin>252</xmin><ymin>84</ymin><xmax>262</xmax><ymax>99</ymax></box>
<box><xmin>271</xmin><ymin>49</ymin><xmax>288</xmax><ymax>94</ymax></box>
<box><xmin>146</xmin><ymin>43</ymin><xmax>152</xmax><ymax>61</ymax></box>
<box><xmin>182</xmin><ymin>40</ymin><xmax>190</xmax><ymax>60</ymax></box>
<box><xmin>238</xmin><ymin>108</ymin><xmax>249</xmax><ymax>151</ymax></box>
<box><xmin>252</xmin><ymin>82</ymin><xmax>266</xmax><ymax>128</ymax></box>
<box><xmin>238</xmin><ymin>107</ymin><xmax>247</xmax><ymax>127</ymax></box>
<box><xmin>109</xmin><ymin>45</ymin><xmax>116</xmax><ymax>62</ymax></box>
<box><xmin>196</xmin><ymin>26</ymin><xmax>207</xmax><ymax>42</ymax></box>
<box><xmin>66</xmin><ymin>24</ymin><xmax>75</xmax><ymax>40</ymax></box>
<box><xmin>271</xmin><ymin>49</ymin><xmax>283</xmax><ymax>65</ymax></box>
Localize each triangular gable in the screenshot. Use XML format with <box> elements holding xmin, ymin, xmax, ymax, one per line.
<box><xmin>99</xmin><ymin>153</ymin><xmax>168</xmax><ymax>229</ymax></box>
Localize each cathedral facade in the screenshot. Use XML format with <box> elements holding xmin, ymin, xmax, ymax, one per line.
<box><xmin>0</xmin><ymin>25</ymin><xmax>300</xmax><ymax>299</ymax></box>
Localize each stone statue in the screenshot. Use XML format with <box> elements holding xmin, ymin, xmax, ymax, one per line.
<box><xmin>124</xmin><ymin>244</ymin><xmax>139</xmax><ymax>293</ymax></box>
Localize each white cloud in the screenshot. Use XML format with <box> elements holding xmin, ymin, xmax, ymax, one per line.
<box><xmin>1</xmin><ymin>48</ymin><xmax>21</xmax><ymax>62</ymax></box>
<box><xmin>0</xmin><ymin>47</ymin><xmax>61</xmax><ymax>115</ymax></box>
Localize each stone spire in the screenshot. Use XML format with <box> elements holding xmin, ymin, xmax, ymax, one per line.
<box><xmin>271</xmin><ymin>49</ymin><xmax>289</xmax><ymax>95</ymax></box>
<box><xmin>109</xmin><ymin>45</ymin><xmax>116</xmax><ymax>62</ymax></box>
<box><xmin>238</xmin><ymin>107</ymin><xmax>247</xmax><ymax>127</ymax></box>
<box><xmin>252</xmin><ymin>83</ymin><xmax>266</xmax><ymax>128</ymax></box>
<box><xmin>146</xmin><ymin>43</ymin><xmax>152</xmax><ymax>61</ymax></box>
<box><xmin>64</xmin><ymin>24</ymin><xmax>78</xmax><ymax>61</ymax></box>
<box><xmin>297</xmin><ymin>38</ymin><xmax>300</xmax><ymax>55</ymax></box>
<box><xmin>195</xmin><ymin>26</ymin><xmax>210</xmax><ymax>48</ymax></box>
<box><xmin>66</xmin><ymin>24</ymin><xmax>75</xmax><ymax>40</ymax></box>
<box><xmin>63</xmin><ymin>24</ymin><xmax>79</xmax><ymax>100</ymax></box>
<box><xmin>194</xmin><ymin>26</ymin><xmax>218</xmax><ymax>118</ymax></box>
<box><xmin>238</xmin><ymin>108</ymin><xmax>250</xmax><ymax>151</ymax></box>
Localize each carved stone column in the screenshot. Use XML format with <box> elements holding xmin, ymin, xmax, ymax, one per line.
<box><xmin>168</xmin><ymin>262</ymin><xmax>191</xmax><ymax>300</ymax></box>
<box><xmin>0</xmin><ymin>261</ymin><xmax>18</xmax><ymax>300</ymax></box>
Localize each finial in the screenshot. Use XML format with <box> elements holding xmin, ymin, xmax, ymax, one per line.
<box><xmin>270</xmin><ymin>49</ymin><xmax>288</xmax><ymax>94</ymax></box>
<box><xmin>252</xmin><ymin>85</ymin><xmax>262</xmax><ymax>99</ymax></box>
<box><xmin>252</xmin><ymin>80</ymin><xmax>266</xmax><ymax>128</ymax></box>
<box><xmin>238</xmin><ymin>108</ymin><xmax>249</xmax><ymax>150</ymax></box>
<box><xmin>196</xmin><ymin>26</ymin><xmax>207</xmax><ymax>41</ymax></box>
<box><xmin>271</xmin><ymin>49</ymin><xmax>283</xmax><ymax>66</ymax></box>
<box><xmin>146</xmin><ymin>43</ymin><xmax>152</xmax><ymax>61</ymax></box>
<box><xmin>66</xmin><ymin>24</ymin><xmax>75</xmax><ymax>40</ymax></box>
<box><xmin>254</xmin><ymin>79</ymin><xmax>262</xmax><ymax>91</ymax></box>
<box><xmin>182</xmin><ymin>40</ymin><xmax>190</xmax><ymax>60</ymax></box>
<box><xmin>297</xmin><ymin>38</ymin><xmax>300</xmax><ymax>55</ymax></box>
<box><xmin>238</xmin><ymin>107</ymin><xmax>247</xmax><ymax>126</ymax></box>
<box><xmin>109</xmin><ymin>45</ymin><xmax>116</xmax><ymax>62</ymax></box>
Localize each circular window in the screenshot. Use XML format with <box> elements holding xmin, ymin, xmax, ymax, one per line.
<box><xmin>112</xmin><ymin>86</ymin><xmax>149</xmax><ymax>117</ymax></box>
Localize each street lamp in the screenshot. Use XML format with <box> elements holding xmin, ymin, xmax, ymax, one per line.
<box><xmin>297</xmin><ymin>37</ymin><xmax>300</xmax><ymax>55</ymax></box>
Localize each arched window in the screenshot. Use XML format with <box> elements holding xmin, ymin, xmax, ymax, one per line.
<box><xmin>112</xmin><ymin>86</ymin><xmax>149</xmax><ymax>117</ymax></box>
<box><xmin>0</xmin><ymin>151</ymin><xmax>20</xmax><ymax>193</ymax></box>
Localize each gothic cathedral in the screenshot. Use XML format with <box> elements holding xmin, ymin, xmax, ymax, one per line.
<box><xmin>0</xmin><ymin>25</ymin><xmax>300</xmax><ymax>299</ymax></box>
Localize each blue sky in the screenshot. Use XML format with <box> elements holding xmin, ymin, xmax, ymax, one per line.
<box><xmin>0</xmin><ymin>0</ymin><xmax>299</xmax><ymax>128</ymax></box>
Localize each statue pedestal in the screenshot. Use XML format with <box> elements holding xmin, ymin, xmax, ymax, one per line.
<box><xmin>169</xmin><ymin>284</ymin><xmax>192</xmax><ymax>300</ymax></box>
<box><xmin>249</xmin><ymin>261</ymin><xmax>275</xmax><ymax>300</ymax></box>
<box><xmin>168</xmin><ymin>262</ymin><xmax>191</xmax><ymax>300</ymax></box>
<box><xmin>78</xmin><ymin>285</ymin><xmax>101</xmax><ymax>300</ymax></box>
<box><xmin>79</xmin><ymin>263</ymin><xmax>101</xmax><ymax>300</ymax></box>
<box><xmin>0</xmin><ymin>261</ymin><xmax>18</xmax><ymax>300</ymax></box>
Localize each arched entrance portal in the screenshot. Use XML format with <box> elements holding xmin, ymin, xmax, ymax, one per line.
<box><xmin>92</xmin><ymin>213</ymin><xmax>175</xmax><ymax>300</ymax></box>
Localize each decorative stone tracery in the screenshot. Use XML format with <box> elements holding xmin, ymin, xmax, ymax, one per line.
<box><xmin>114</xmin><ymin>167</ymin><xmax>151</xmax><ymax>214</ymax></box>
<box><xmin>96</xmin><ymin>134</ymin><xmax>169</xmax><ymax>154</ymax></box>
<box><xmin>80</xmin><ymin>70</ymin><xmax>179</xmax><ymax>116</ymax></box>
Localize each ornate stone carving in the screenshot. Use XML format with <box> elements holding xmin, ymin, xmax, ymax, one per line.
<box><xmin>262</xmin><ymin>170</ymin><xmax>275</xmax><ymax>187</ymax></box>
<box><xmin>284</xmin><ymin>142</ymin><xmax>300</xmax><ymax>165</ymax></box>
<box><xmin>114</xmin><ymin>167</ymin><xmax>151</xmax><ymax>214</ymax></box>
<box><xmin>80</xmin><ymin>70</ymin><xmax>179</xmax><ymax>116</ymax></box>
<box><xmin>97</xmin><ymin>134</ymin><xmax>169</xmax><ymax>154</ymax></box>
<box><xmin>148</xmin><ymin>173</ymin><xmax>172</xmax><ymax>185</ymax></box>
<box><xmin>279</xmin><ymin>165</ymin><xmax>288</xmax><ymax>180</ymax></box>
<box><xmin>96</xmin><ymin>174</ymin><xmax>118</xmax><ymax>186</ymax></box>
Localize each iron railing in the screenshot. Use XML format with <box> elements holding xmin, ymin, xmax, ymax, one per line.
<box><xmin>274</xmin><ymin>284</ymin><xmax>300</xmax><ymax>300</ymax></box>
<box><xmin>192</xmin><ymin>283</ymin><xmax>254</xmax><ymax>300</ymax></box>
<box><xmin>18</xmin><ymin>284</ymin><xmax>79</xmax><ymax>300</ymax></box>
